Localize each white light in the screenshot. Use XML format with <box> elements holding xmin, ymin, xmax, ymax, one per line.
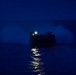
<box><xmin>34</xmin><ymin>31</ymin><xmax>38</xmax><ymax>35</ymax></box>
<box><xmin>31</xmin><ymin>48</ymin><xmax>38</xmax><ymax>52</ymax></box>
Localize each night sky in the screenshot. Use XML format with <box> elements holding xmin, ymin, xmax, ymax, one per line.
<box><xmin>0</xmin><ymin>0</ymin><xmax>76</xmax><ymax>44</ymax></box>
<box><xmin>1</xmin><ymin>0</ymin><xmax>76</xmax><ymax>20</ymax></box>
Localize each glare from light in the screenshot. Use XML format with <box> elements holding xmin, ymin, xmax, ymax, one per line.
<box><xmin>38</xmin><ymin>74</ymin><xmax>42</xmax><ymax>75</ymax></box>
<box><xmin>30</xmin><ymin>48</ymin><xmax>45</xmax><ymax>75</ymax></box>
<box><xmin>34</xmin><ymin>31</ymin><xmax>38</xmax><ymax>35</ymax></box>
<box><xmin>31</xmin><ymin>48</ymin><xmax>38</xmax><ymax>52</ymax></box>
<box><xmin>33</xmin><ymin>57</ymin><xmax>41</xmax><ymax>61</ymax></box>
<box><xmin>31</xmin><ymin>48</ymin><xmax>41</xmax><ymax>56</ymax></box>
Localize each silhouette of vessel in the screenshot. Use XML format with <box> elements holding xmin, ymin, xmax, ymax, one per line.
<box><xmin>30</xmin><ymin>31</ymin><xmax>56</xmax><ymax>48</ymax></box>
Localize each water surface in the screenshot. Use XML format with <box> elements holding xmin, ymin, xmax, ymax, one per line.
<box><xmin>0</xmin><ymin>43</ymin><xmax>76</xmax><ymax>75</ymax></box>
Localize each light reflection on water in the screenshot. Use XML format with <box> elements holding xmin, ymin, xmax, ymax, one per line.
<box><xmin>29</xmin><ymin>48</ymin><xmax>45</xmax><ymax>75</ymax></box>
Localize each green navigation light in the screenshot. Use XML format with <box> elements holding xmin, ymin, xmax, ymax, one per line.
<box><xmin>32</xmin><ymin>33</ymin><xmax>35</xmax><ymax>36</ymax></box>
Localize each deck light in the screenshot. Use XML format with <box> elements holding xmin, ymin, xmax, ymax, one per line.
<box><xmin>34</xmin><ymin>31</ymin><xmax>38</xmax><ymax>35</ymax></box>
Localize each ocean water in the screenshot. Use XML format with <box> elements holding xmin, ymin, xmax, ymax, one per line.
<box><xmin>0</xmin><ymin>43</ymin><xmax>76</xmax><ymax>75</ymax></box>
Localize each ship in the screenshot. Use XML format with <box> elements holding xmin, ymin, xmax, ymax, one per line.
<box><xmin>30</xmin><ymin>31</ymin><xmax>56</xmax><ymax>48</ymax></box>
